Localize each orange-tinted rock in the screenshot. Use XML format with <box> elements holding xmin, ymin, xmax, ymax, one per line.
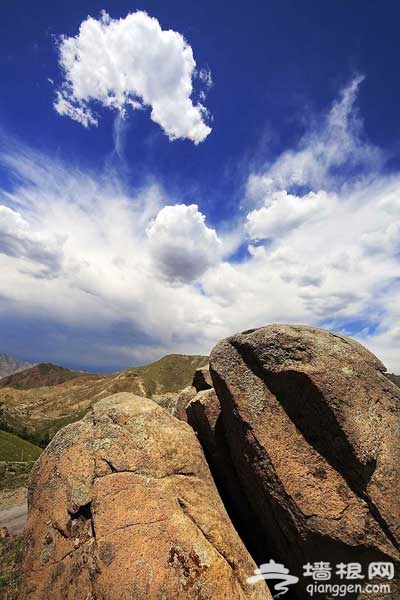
<box><xmin>186</xmin><ymin>388</ymin><xmax>266</xmax><ymax>564</ymax></box>
<box><xmin>186</xmin><ymin>389</ymin><xmax>221</xmax><ymax>455</ymax></box>
<box><xmin>0</xmin><ymin>526</ymin><xmax>9</xmax><ymax>538</ymax></box>
<box><xmin>174</xmin><ymin>385</ymin><xmax>197</xmax><ymax>422</ymax></box>
<box><xmin>210</xmin><ymin>324</ymin><xmax>400</xmax><ymax>598</ymax></box>
<box><xmin>20</xmin><ymin>392</ymin><xmax>270</xmax><ymax>600</ymax></box>
<box><xmin>174</xmin><ymin>366</ymin><xmax>212</xmax><ymax>423</ymax></box>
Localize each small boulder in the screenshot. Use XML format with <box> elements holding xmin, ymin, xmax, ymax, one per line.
<box><xmin>173</xmin><ymin>385</ymin><xmax>197</xmax><ymax>422</ymax></box>
<box><xmin>151</xmin><ymin>391</ymin><xmax>179</xmax><ymax>413</ymax></box>
<box><xmin>192</xmin><ymin>365</ymin><xmax>213</xmax><ymax>392</ymax></box>
<box><xmin>174</xmin><ymin>366</ymin><xmax>213</xmax><ymax>423</ymax></box>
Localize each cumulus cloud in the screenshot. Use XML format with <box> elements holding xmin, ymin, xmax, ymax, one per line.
<box><xmin>1</xmin><ymin>77</ymin><xmax>400</xmax><ymax>371</ymax></box>
<box><xmin>245</xmin><ymin>190</ymin><xmax>330</xmax><ymax>239</ymax></box>
<box><xmin>0</xmin><ymin>142</ymin><xmax>226</xmax><ymax>368</ymax></box>
<box><xmin>54</xmin><ymin>10</ymin><xmax>212</xmax><ymax>143</ymax></box>
<box><xmin>146</xmin><ymin>204</ymin><xmax>222</xmax><ymax>282</ymax></box>
<box><xmin>236</xmin><ymin>77</ymin><xmax>399</xmax><ymax>368</ymax></box>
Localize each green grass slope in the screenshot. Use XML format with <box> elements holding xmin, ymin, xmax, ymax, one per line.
<box><xmin>387</xmin><ymin>373</ymin><xmax>400</xmax><ymax>388</ymax></box>
<box><xmin>0</xmin><ymin>535</ymin><xmax>24</xmax><ymax>600</ymax></box>
<box><xmin>0</xmin><ymin>461</ymin><xmax>35</xmax><ymax>491</ymax></box>
<box><xmin>127</xmin><ymin>353</ymin><xmax>208</xmax><ymax>396</ymax></box>
<box><xmin>0</xmin><ymin>430</ymin><xmax>42</xmax><ymax>461</ymax></box>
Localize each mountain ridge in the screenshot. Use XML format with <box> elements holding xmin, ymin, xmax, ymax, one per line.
<box><xmin>0</xmin><ymin>354</ymin><xmax>35</xmax><ymax>379</ymax></box>
<box><xmin>0</xmin><ymin>353</ymin><xmax>208</xmax><ymax>447</ymax></box>
<box><xmin>0</xmin><ymin>363</ymin><xmax>94</xmax><ymax>390</ymax></box>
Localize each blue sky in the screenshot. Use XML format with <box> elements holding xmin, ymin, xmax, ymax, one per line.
<box><xmin>1</xmin><ymin>1</ymin><xmax>400</xmax><ymax>371</ymax></box>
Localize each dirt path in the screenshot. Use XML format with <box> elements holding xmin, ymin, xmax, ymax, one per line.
<box><xmin>0</xmin><ymin>487</ymin><xmax>27</xmax><ymax>535</ymax></box>
<box><xmin>0</xmin><ymin>502</ymin><xmax>27</xmax><ymax>535</ymax></box>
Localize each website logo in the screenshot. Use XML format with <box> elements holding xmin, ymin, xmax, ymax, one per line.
<box><xmin>246</xmin><ymin>559</ymin><xmax>299</xmax><ymax>597</ymax></box>
<box><xmin>247</xmin><ymin>559</ymin><xmax>394</xmax><ymax>597</ymax></box>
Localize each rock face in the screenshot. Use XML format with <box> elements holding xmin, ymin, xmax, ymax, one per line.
<box><xmin>192</xmin><ymin>366</ymin><xmax>213</xmax><ymax>392</ymax></box>
<box><xmin>20</xmin><ymin>392</ymin><xmax>270</xmax><ymax>600</ymax></box>
<box><xmin>174</xmin><ymin>365</ymin><xmax>213</xmax><ymax>422</ymax></box>
<box><xmin>174</xmin><ymin>385</ymin><xmax>198</xmax><ymax>422</ymax></box>
<box><xmin>186</xmin><ymin>389</ymin><xmax>221</xmax><ymax>460</ymax></box>
<box><xmin>185</xmin><ymin>389</ymin><xmax>265</xmax><ymax>564</ymax></box>
<box><xmin>210</xmin><ymin>324</ymin><xmax>400</xmax><ymax>598</ymax></box>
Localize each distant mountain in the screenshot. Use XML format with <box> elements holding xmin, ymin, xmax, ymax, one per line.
<box><xmin>387</xmin><ymin>373</ymin><xmax>400</xmax><ymax>388</ymax></box>
<box><xmin>0</xmin><ymin>363</ymin><xmax>90</xmax><ymax>390</ymax></box>
<box><xmin>0</xmin><ymin>354</ymin><xmax>34</xmax><ymax>379</ymax></box>
<box><xmin>0</xmin><ymin>353</ymin><xmax>208</xmax><ymax>447</ymax></box>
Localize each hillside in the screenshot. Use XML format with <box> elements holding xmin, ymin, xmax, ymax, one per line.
<box><xmin>0</xmin><ymin>430</ymin><xmax>42</xmax><ymax>461</ymax></box>
<box><xmin>0</xmin><ymin>363</ymin><xmax>91</xmax><ymax>390</ymax></box>
<box><xmin>124</xmin><ymin>353</ymin><xmax>209</xmax><ymax>396</ymax></box>
<box><xmin>0</xmin><ymin>354</ymin><xmax>34</xmax><ymax>379</ymax></box>
<box><xmin>0</xmin><ymin>354</ymin><xmax>208</xmax><ymax>447</ymax></box>
<box><xmin>387</xmin><ymin>372</ymin><xmax>400</xmax><ymax>388</ymax></box>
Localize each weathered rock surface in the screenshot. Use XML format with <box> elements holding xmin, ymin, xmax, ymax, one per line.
<box><xmin>192</xmin><ymin>366</ymin><xmax>213</xmax><ymax>392</ymax></box>
<box><xmin>186</xmin><ymin>389</ymin><xmax>221</xmax><ymax>455</ymax></box>
<box><xmin>151</xmin><ymin>391</ymin><xmax>179</xmax><ymax>413</ymax></box>
<box><xmin>20</xmin><ymin>392</ymin><xmax>270</xmax><ymax>600</ymax></box>
<box><xmin>174</xmin><ymin>365</ymin><xmax>213</xmax><ymax>423</ymax></box>
<box><xmin>174</xmin><ymin>385</ymin><xmax>198</xmax><ymax>422</ymax></box>
<box><xmin>210</xmin><ymin>324</ymin><xmax>400</xmax><ymax>597</ymax></box>
<box><xmin>186</xmin><ymin>389</ymin><xmax>266</xmax><ymax>564</ymax></box>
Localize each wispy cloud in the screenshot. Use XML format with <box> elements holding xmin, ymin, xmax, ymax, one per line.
<box><xmin>246</xmin><ymin>75</ymin><xmax>383</xmax><ymax>198</ymax></box>
<box><xmin>53</xmin><ymin>11</ymin><xmax>212</xmax><ymax>144</ymax></box>
<box><xmin>1</xmin><ymin>77</ymin><xmax>400</xmax><ymax>370</ymax></box>
<box><xmin>0</xmin><ymin>140</ymin><xmax>225</xmax><ymax>366</ymax></box>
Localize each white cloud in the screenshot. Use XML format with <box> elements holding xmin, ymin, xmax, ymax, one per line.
<box><xmin>146</xmin><ymin>204</ymin><xmax>222</xmax><ymax>283</ymax></box>
<box><xmin>246</xmin><ymin>75</ymin><xmax>382</xmax><ymax>198</ymax></box>
<box><xmin>245</xmin><ymin>190</ymin><xmax>330</xmax><ymax>239</ymax></box>
<box><xmin>236</xmin><ymin>77</ymin><xmax>400</xmax><ymax>368</ymax></box>
<box><xmin>0</xmin><ymin>205</ymin><xmax>62</xmax><ymax>274</ymax></box>
<box><xmin>54</xmin><ymin>10</ymin><xmax>212</xmax><ymax>143</ymax></box>
<box><xmin>0</xmin><ymin>143</ymin><xmax>226</xmax><ymax>367</ymax></box>
<box><xmin>1</xmin><ymin>77</ymin><xmax>400</xmax><ymax>372</ymax></box>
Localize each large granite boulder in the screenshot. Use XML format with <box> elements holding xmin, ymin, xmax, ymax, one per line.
<box><xmin>20</xmin><ymin>393</ymin><xmax>270</xmax><ymax>600</ymax></box>
<box><xmin>210</xmin><ymin>324</ymin><xmax>400</xmax><ymax>598</ymax></box>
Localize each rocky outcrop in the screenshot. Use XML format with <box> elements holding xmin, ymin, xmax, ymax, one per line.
<box><xmin>20</xmin><ymin>392</ymin><xmax>270</xmax><ymax>600</ymax></box>
<box><xmin>174</xmin><ymin>385</ymin><xmax>198</xmax><ymax>422</ymax></box>
<box><xmin>192</xmin><ymin>366</ymin><xmax>213</xmax><ymax>392</ymax></box>
<box><xmin>210</xmin><ymin>324</ymin><xmax>400</xmax><ymax>598</ymax></box>
<box><xmin>186</xmin><ymin>389</ymin><xmax>221</xmax><ymax>459</ymax></box>
<box><xmin>186</xmin><ymin>389</ymin><xmax>266</xmax><ymax>564</ymax></box>
<box><xmin>174</xmin><ymin>365</ymin><xmax>213</xmax><ymax>422</ymax></box>
<box><xmin>151</xmin><ymin>391</ymin><xmax>179</xmax><ymax>413</ymax></box>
